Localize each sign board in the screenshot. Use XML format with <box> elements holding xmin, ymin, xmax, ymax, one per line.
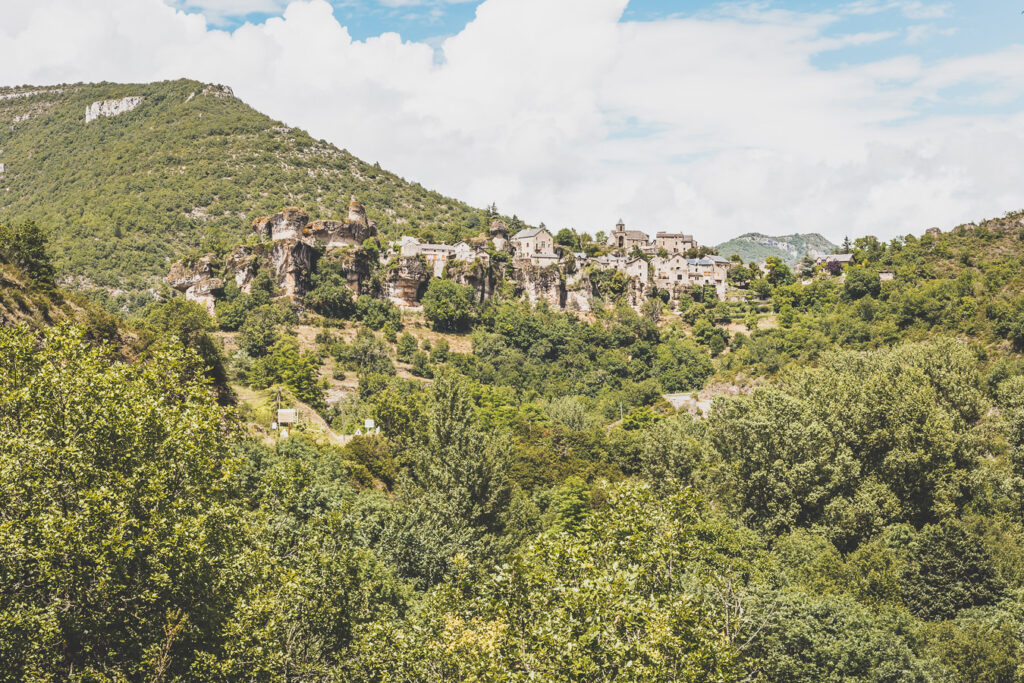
<box><xmin>277</xmin><ymin>409</ymin><xmax>298</xmax><ymax>425</ymax></box>
<box><xmin>364</xmin><ymin>418</ymin><xmax>376</xmax><ymax>430</ymax></box>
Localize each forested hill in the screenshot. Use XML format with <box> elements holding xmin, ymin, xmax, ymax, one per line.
<box><xmin>716</xmin><ymin>232</ymin><xmax>837</xmax><ymax>266</ymax></box>
<box><xmin>0</xmin><ymin>79</ymin><xmax>486</xmax><ymax>295</ymax></box>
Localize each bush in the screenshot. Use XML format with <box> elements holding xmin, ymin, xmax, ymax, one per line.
<box><xmin>421</xmin><ymin>278</ymin><xmax>475</xmax><ymax>331</ymax></box>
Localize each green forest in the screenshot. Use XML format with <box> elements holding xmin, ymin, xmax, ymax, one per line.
<box><xmin>3</xmin><ymin>206</ymin><xmax>1024</xmax><ymax>681</ymax></box>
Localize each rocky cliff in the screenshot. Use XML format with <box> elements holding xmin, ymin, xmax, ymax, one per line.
<box><xmin>383</xmin><ymin>256</ymin><xmax>430</xmax><ymax>307</ymax></box>
<box><xmin>167</xmin><ymin>254</ymin><xmax>223</xmax><ymax>316</ymax></box>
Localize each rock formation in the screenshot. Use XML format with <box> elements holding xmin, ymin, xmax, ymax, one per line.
<box><xmin>253</xmin><ymin>207</ymin><xmax>309</xmax><ymax>242</ymax></box>
<box><xmin>166</xmin><ymin>254</ymin><xmax>223</xmax><ymax>316</ymax></box>
<box><xmin>447</xmin><ymin>258</ymin><xmax>497</xmax><ymax>304</ymax></box>
<box><xmin>225</xmin><ymin>244</ymin><xmax>262</xmax><ymax>293</ymax></box>
<box><xmin>85</xmin><ymin>96</ymin><xmax>144</xmax><ymax>123</ymax></box>
<box><xmin>268</xmin><ymin>239</ymin><xmax>317</xmax><ymax>300</ymax></box>
<box><xmin>513</xmin><ymin>262</ymin><xmax>566</xmax><ymax>309</ymax></box>
<box><xmin>384</xmin><ymin>256</ymin><xmax>430</xmax><ymax>307</ymax></box>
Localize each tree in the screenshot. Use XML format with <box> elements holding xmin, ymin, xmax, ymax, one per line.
<box><xmin>748</xmin><ymin>591</ymin><xmax>931</xmax><ymax>681</ymax></box>
<box><xmin>247</xmin><ymin>336</ymin><xmax>325</xmax><ymax>410</ymax></box>
<box><xmin>361</xmin><ymin>483</ymin><xmax>747</xmax><ymax>680</ymax></box>
<box><xmin>555</xmin><ymin>228</ymin><xmax>577</xmax><ymax>249</ymax></box>
<box><xmin>238</xmin><ymin>304</ymin><xmax>279</xmax><ymax>357</ymax></box>
<box><xmin>798</xmin><ymin>254</ymin><xmax>816</xmax><ymax>279</ymax></box>
<box><xmin>764</xmin><ymin>257</ymin><xmax>795</xmax><ymax>286</ymax></box>
<box><xmin>422</xmin><ymin>278</ymin><xmax>475</xmax><ymax>332</ymax></box>
<box><xmin>381</xmin><ymin>371</ymin><xmax>520</xmax><ymax>586</ymax></box>
<box><xmin>843</xmin><ymin>266</ymin><xmax>881</xmax><ymax>301</ymax></box>
<box><xmin>142</xmin><ymin>297</ymin><xmax>232</xmax><ymax>404</ymax></box>
<box><xmin>396</xmin><ymin>331</ymin><xmax>418</xmax><ymax>362</ymax></box>
<box><xmin>901</xmin><ymin>519</ymin><xmax>1006</xmax><ymax>620</ymax></box>
<box><xmin>0</xmin><ymin>325</ymin><xmax>239</xmax><ymax>679</ymax></box>
<box><xmin>306</xmin><ymin>275</ymin><xmax>356</xmax><ymax>319</ymax></box>
<box><xmin>0</xmin><ymin>220</ymin><xmax>55</xmax><ymax>286</ymax></box>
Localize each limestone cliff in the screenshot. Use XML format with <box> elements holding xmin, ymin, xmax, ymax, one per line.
<box><xmin>85</xmin><ymin>97</ymin><xmax>144</xmax><ymax>123</ymax></box>
<box><xmin>383</xmin><ymin>256</ymin><xmax>430</xmax><ymax>307</ymax></box>
<box><xmin>166</xmin><ymin>254</ymin><xmax>223</xmax><ymax>316</ymax></box>
<box><xmin>445</xmin><ymin>258</ymin><xmax>497</xmax><ymax>304</ymax></box>
<box><xmin>512</xmin><ymin>261</ymin><xmax>566</xmax><ymax>309</ymax></box>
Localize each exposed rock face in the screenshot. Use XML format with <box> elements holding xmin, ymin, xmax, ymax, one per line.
<box><xmin>490</xmin><ymin>219</ymin><xmax>510</xmax><ymax>252</ymax></box>
<box><xmin>513</xmin><ymin>262</ymin><xmax>565</xmax><ymax>309</ymax></box>
<box><xmin>225</xmin><ymin>245</ymin><xmax>263</xmax><ymax>293</ymax></box>
<box><xmin>447</xmin><ymin>259</ymin><xmax>497</xmax><ymax>304</ymax></box>
<box><xmin>166</xmin><ymin>254</ymin><xmax>223</xmax><ymax>316</ymax></box>
<box><xmin>348</xmin><ymin>200</ymin><xmax>368</xmax><ymax>225</ymax></box>
<box><xmin>307</xmin><ymin>218</ymin><xmax>376</xmax><ymax>249</ymax></box>
<box><xmin>187</xmin><ymin>278</ymin><xmax>224</xmax><ymax>317</ymax></box>
<box><xmin>167</xmin><ymin>254</ymin><xmax>217</xmax><ymax>291</ymax></box>
<box><xmin>269</xmin><ymin>239</ymin><xmax>318</xmax><ymax>300</ymax></box>
<box><xmin>564</xmin><ymin>269</ymin><xmax>594</xmax><ymax>313</ymax></box>
<box><xmin>85</xmin><ymin>96</ymin><xmax>144</xmax><ymax>123</ymax></box>
<box><xmin>253</xmin><ymin>207</ymin><xmax>309</xmax><ymax>241</ymax></box>
<box><xmin>384</xmin><ymin>256</ymin><xmax>430</xmax><ymax>307</ymax></box>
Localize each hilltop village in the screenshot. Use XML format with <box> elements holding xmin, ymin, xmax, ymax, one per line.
<box><xmin>167</xmin><ymin>200</ymin><xmax>739</xmax><ymax>318</ymax></box>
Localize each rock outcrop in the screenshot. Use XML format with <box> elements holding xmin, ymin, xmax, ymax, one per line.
<box><xmin>225</xmin><ymin>244</ymin><xmax>262</xmax><ymax>293</ymax></box>
<box><xmin>447</xmin><ymin>258</ymin><xmax>497</xmax><ymax>304</ymax></box>
<box><xmin>269</xmin><ymin>239</ymin><xmax>318</xmax><ymax>300</ymax></box>
<box><xmin>307</xmin><ymin>219</ymin><xmax>376</xmax><ymax>249</ymax></box>
<box><xmin>85</xmin><ymin>96</ymin><xmax>144</xmax><ymax>123</ymax></box>
<box><xmin>253</xmin><ymin>207</ymin><xmax>309</xmax><ymax>242</ymax></box>
<box><xmin>166</xmin><ymin>254</ymin><xmax>223</xmax><ymax>316</ymax></box>
<box><xmin>513</xmin><ymin>262</ymin><xmax>566</xmax><ymax>309</ymax></box>
<box><xmin>384</xmin><ymin>256</ymin><xmax>430</xmax><ymax>307</ymax></box>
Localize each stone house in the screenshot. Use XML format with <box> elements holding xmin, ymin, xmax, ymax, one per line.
<box><xmin>419</xmin><ymin>243</ymin><xmax>457</xmax><ymax>276</ymax></box>
<box><xmin>453</xmin><ymin>241</ymin><xmax>490</xmax><ymax>265</ymax></box>
<box><xmin>511</xmin><ymin>227</ymin><xmax>556</xmax><ymax>261</ymax></box>
<box><xmin>654</xmin><ymin>232</ymin><xmax>696</xmax><ymax>254</ymax></box>
<box><xmin>816</xmin><ymin>253</ymin><xmax>856</xmax><ymax>270</ymax></box>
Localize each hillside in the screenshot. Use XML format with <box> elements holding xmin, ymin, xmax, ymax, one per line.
<box><xmin>0</xmin><ymin>79</ymin><xmax>489</xmax><ymax>303</ymax></box>
<box><xmin>716</xmin><ymin>232</ymin><xmax>836</xmax><ymax>266</ymax></box>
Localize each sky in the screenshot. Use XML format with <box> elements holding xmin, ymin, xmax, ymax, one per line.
<box><xmin>1</xmin><ymin>0</ymin><xmax>1023</xmax><ymax>244</ymax></box>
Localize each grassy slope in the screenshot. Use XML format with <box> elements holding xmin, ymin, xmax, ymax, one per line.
<box><xmin>0</xmin><ymin>79</ymin><xmax>487</xmax><ymax>295</ymax></box>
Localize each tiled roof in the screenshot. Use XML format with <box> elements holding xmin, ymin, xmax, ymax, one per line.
<box><xmin>511</xmin><ymin>227</ymin><xmax>548</xmax><ymax>239</ymax></box>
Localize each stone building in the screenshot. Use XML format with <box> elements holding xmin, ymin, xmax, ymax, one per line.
<box><xmin>654</xmin><ymin>232</ymin><xmax>696</xmax><ymax>254</ymax></box>
<box><xmin>606</xmin><ymin>220</ymin><xmax>650</xmax><ymax>250</ymax></box>
<box><xmin>510</xmin><ymin>227</ymin><xmax>557</xmax><ymax>264</ymax></box>
<box><xmin>652</xmin><ymin>254</ymin><xmax>730</xmax><ymax>299</ymax></box>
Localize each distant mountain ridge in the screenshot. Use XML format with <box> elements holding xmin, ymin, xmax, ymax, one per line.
<box><xmin>0</xmin><ymin>79</ymin><xmax>489</xmax><ymax>304</ymax></box>
<box><xmin>715</xmin><ymin>232</ymin><xmax>837</xmax><ymax>267</ymax></box>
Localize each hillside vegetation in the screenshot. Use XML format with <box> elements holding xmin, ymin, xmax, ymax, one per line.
<box><xmin>0</xmin><ymin>79</ymin><xmax>489</xmax><ymax>299</ymax></box>
<box><xmin>716</xmin><ymin>231</ymin><xmax>837</xmax><ymax>266</ymax></box>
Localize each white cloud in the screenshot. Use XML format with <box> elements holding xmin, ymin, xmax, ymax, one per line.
<box><xmin>0</xmin><ymin>0</ymin><xmax>1022</xmax><ymax>244</ymax></box>
<box><xmin>842</xmin><ymin>1</ymin><xmax>952</xmax><ymax>21</ymax></box>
